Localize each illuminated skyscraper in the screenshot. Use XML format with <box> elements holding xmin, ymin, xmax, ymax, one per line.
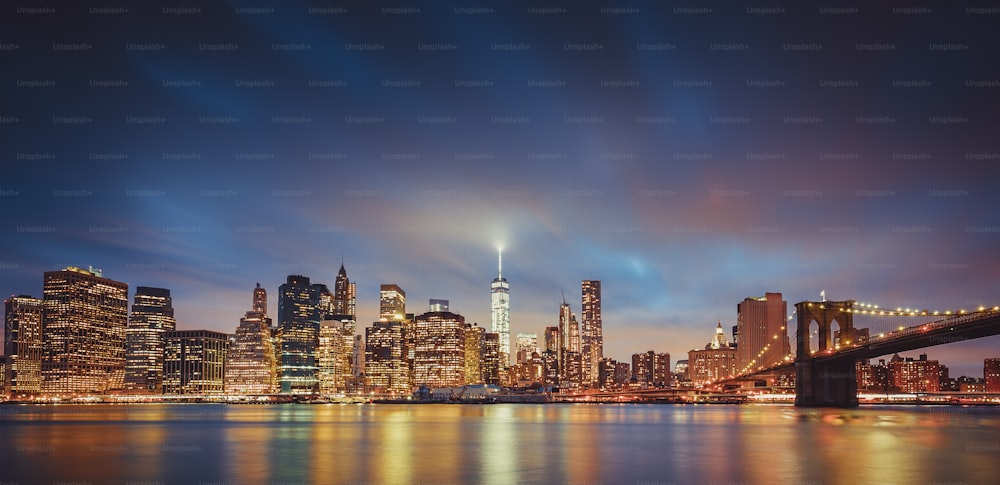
<box><xmin>736</xmin><ymin>292</ymin><xmax>789</xmax><ymax>373</ymax></box>
<box><xmin>557</xmin><ymin>297</ymin><xmax>582</xmax><ymax>387</ymax></box>
<box><xmin>225</xmin><ymin>284</ymin><xmax>277</xmax><ymax>395</ymax></box>
<box><xmin>278</xmin><ymin>275</ymin><xmax>320</xmax><ymax>394</ymax></box>
<box><xmin>41</xmin><ymin>267</ymin><xmax>128</xmax><ymax>395</ymax></box>
<box><xmin>580</xmin><ymin>280</ymin><xmax>602</xmax><ymax>387</ymax></box>
<box><xmin>515</xmin><ymin>333</ymin><xmax>538</xmax><ymax>364</ymax></box>
<box><xmin>481</xmin><ymin>332</ymin><xmax>501</xmax><ymax>385</ymax></box>
<box><xmin>543</xmin><ymin>326</ymin><xmax>559</xmax><ymax>353</ymax></box>
<box><xmin>365</xmin><ymin>320</ymin><xmax>408</xmax><ymax>395</ymax></box>
<box><xmin>4</xmin><ymin>295</ymin><xmax>43</xmax><ymax>396</ymax></box>
<box><xmin>379</xmin><ymin>284</ymin><xmax>406</xmax><ymax>321</ymax></box>
<box><xmin>414</xmin><ymin>306</ymin><xmax>466</xmax><ymax>388</ymax></box>
<box><xmin>124</xmin><ymin>287</ymin><xmax>176</xmax><ymax>394</ymax></box>
<box><xmin>464</xmin><ymin>323</ymin><xmax>485</xmax><ymax>384</ymax></box>
<box><xmin>318</xmin><ymin>318</ymin><xmax>349</xmax><ymax>394</ymax></box>
<box><xmin>490</xmin><ymin>250</ymin><xmax>510</xmax><ymax>363</ymax></box>
<box><xmin>163</xmin><ymin>330</ymin><xmax>229</xmax><ymax>395</ymax></box>
<box><xmin>333</xmin><ymin>263</ymin><xmax>356</xmax><ymax>318</ymax></box>
<box><xmin>253</xmin><ymin>282</ymin><xmax>267</xmax><ymax>314</ymax></box>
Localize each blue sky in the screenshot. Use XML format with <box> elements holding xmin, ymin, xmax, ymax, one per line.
<box><xmin>2</xmin><ymin>2</ymin><xmax>999</xmax><ymax>376</ymax></box>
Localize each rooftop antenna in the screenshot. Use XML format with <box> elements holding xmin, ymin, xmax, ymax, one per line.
<box><xmin>498</xmin><ymin>248</ymin><xmax>503</xmax><ymax>278</ymax></box>
<box><xmin>561</xmin><ymin>289</ymin><xmax>566</xmax><ymax>305</ymax></box>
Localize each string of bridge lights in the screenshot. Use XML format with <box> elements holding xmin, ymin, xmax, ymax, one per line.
<box><xmin>845</xmin><ymin>301</ymin><xmax>1000</xmax><ymax>317</ymax></box>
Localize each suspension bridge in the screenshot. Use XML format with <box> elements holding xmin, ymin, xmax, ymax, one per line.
<box><xmin>711</xmin><ymin>299</ymin><xmax>1000</xmax><ymax>407</ymax></box>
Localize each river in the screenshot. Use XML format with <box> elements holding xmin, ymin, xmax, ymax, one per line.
<box><xmin>1</xmin><ymin>403</ymin><xmax>997</xmax><ymax>484</ymax></box>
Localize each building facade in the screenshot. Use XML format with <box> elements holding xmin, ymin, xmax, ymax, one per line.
<box><xmin>41</xmin><ymin>267</ymin><xmax>129</xmax><ymax>395</ymax></box>
<box><xmin>277</xmin><ymin>275</ymin><xmax>320</xmax><ymax>394</ymax></box>
<box><xmin>414</xmin><ymin>309</ymin><xmax>467</xmax><ymax>388</ymax></box>
<box><xmin>318</xmin><ymin>319</ymin><xmax>350</xmax><ymax>394</ymax></box>
<box><xmin>163</xmin><ymin>330</ymin><xmax>229</xmax><ymax>394</ymax></box>
<box><xmin>515</xmin><ymin>333</ymin><xmax>538</xmax><ymax>365</ymax></box>
<box><xmin>736</xmin><ymin>292</ymin><xmax>789</xmax><ymax>374</ymax></box>
<box><xmin>224</xmin><ymin>284</ymin><xmax>277</xmax><ymax>395</ymax></box>
<box><xmin>4</xmin><ymin>295</ymin><xmax>43</xmax><ymax>396</ymax></box>
<box><xmin>124</xmin><ymin>287</ymin><xmax>176</xmax><ymax>394</ymax></box>
<box><xmin>365</xmin><ymin>320</ymin><xmax>408</xmax><ymax>395</ymax></box>
<box><xmin>464</xmin><ymin>323</ymin><xmax>485</xmax><ymax>384</ymax></box>
<box><xmin>580</xmin><ymin>280</ymin><xmax>602</xmax><ymax>387</ymax></box>
<box><xmin>985</xmin><ymin>358</ymin><xmax>1000</xmax><ymax>393</ymax></box>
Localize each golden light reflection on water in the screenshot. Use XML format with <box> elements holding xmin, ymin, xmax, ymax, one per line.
<box><xmin>2</xmin><ymin>404</ymin><xmax>1000</xmax><ymax>484</ymax></box>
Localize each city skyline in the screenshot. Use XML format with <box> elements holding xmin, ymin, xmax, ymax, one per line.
<box><xmin>1</xmin><ymin>4</ymin><xmax>998</xmax><ymax>378</ymax></box>
<box><xmin>3</xmin><ymin>259</ymin><xmax>997</xmax><ymax>381</ymax></box>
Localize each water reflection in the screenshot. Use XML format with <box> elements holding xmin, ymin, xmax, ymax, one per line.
<box><xmin>1</xmin><ymin>403</ymin><xmax>998</xmax><ymax>484</ymax></box>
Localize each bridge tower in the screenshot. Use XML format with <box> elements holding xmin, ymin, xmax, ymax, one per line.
<box><xmin>795</xmin><ymin>300</ymin><xmax>859</xmax><ymax>407</ymax></box>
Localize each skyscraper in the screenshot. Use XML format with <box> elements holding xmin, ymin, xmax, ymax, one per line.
<box><xmin>333</xmin><ymin>263</ymin><xmax>357</xmax><ymax>318</ymax></box>
<box><xmin>330</xmin><ymin>265</ymin><xmax>357</xmax><ymax>390</ymax></box>
<box><xmin>4</xmin><ymin>295</ymin><xmax>43</xmax><ymax>396</ymax></box>
<box><xmin>581</xmin><ymin>280</ymin><xmax>602</xmax><ymax>387</ymax></box>
<box><xmin>464</xmin><ymin>323</ymin><xmax>485</xmax><ymax>384</ymax></box>
<box><xmin>379</xmin><ymin>284</ymin><xmax>406</xmax><ymax>321</ymax></box>
<box><xmin>365</xmin><ymin>320</ymin><xmax>408</xmax><ymax>395</ymax></box>
<box><xmin>278</xmin><ymin>275</ymin><xmax>320</xmax><ymax>394</ymax></box>
<box><xmin>163</xmin><ymin>329</ymin><xmax>230</xmax><ymax>395</ymax></box>
<box><xmin>413</xmin><ymin>306</ymin><xmax>466</xmax><ymax>388</ymax></box>
<box><xmin>224</xmin><ymin>284</ymin><xmax>278</xmax><ymax>395</ymax></box>
<box><xmin>515</xmin><ymin>333</ymin><xmax>538</xmax><ymax>364</ymax></box>
<box><xmin>557</xmin><ymin>297</ymin><xmax>580</xmax><ymax>386</ymax></box>
<box><xmin>736</xmin><ymin>292</ymin><xmax>789</xmax><ymax>373</ymax></box>
<box><xmin>124</xmin><ymin>287</ymin><xmax>176</xmax><ymax>394</ymax></box>
<box><xmin>490</xmin><ymin>250</ymin><xmax>510</xmax><ymax>363</ymax></box>
<box><xmin>318</xmin><ymin>319</ymin><xmax>349</xmax><ymax>395</ymax></box>
<box><xmin>41</xmin><ymin>267</ymin><xmax>129</xmax><ymax>395</ymax></box>
<box><xmin>543</xmin><ymin>326</ymin><xmax>559</xmax><ymax>353</ymax></box>
<box><xmin>481</xmin><ymin>332</ymin><xmax>501</xmax><ymax>385</ymax></box>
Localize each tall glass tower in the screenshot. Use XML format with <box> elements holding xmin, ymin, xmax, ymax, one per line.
<box><xmin>490</xmin><ymin>249</ymin><xmax>510</xmax><ymax>363</ymax></box>
<box><xmin>124</xmin><ymin>286</ymin><xmax>176</xmax><ymax>394</ymax></box>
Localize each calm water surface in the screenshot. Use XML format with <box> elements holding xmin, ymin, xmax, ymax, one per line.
<box><xmin>1</xmin><ymin>403</ymin><xmax>998</xmax><ymax>485</ymax></box>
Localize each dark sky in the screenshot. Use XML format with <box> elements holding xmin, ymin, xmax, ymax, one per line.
<box><xmin>2</xmin><ymin>1</ymin><xmax>999</xmax><ymax>377</ymax></box>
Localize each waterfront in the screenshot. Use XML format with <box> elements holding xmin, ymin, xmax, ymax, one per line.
<box><xmin>1</xmin><ymin>404</ymin><xmax>998</xmax><ymax>484</ymax></box>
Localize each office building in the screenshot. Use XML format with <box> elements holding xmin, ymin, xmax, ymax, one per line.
<box><xmin>333</xmin><ymin>263</ymin><xmax>357</xmax><ymax>318</ymax></box>
<box><xmin>543</xmin><ymin>326</ymin><xmax>559</xmax><ymax>353</ymax></box>
<box><xmin>481</xmin><ymin>332</ymin><xmax>501</xmax><ymax>385</ymax></box>
<box><xmin>278</xmin><ymin>275</ymin><xmax>320</xmax><ymax>394</ymax></box>
<box><xmin>163</xmin><ymin>330</ymin><xmax>229</xmax><ymax>394</ymax></box>
<box><xmin>4</xmin><ymin>295</ymin><xmax>43</xmax><ymax>396</ymax></box>
<box><xmin>490</xmin><ymin>250</ymin><xmax>511</xmax><ymax>363</ymax></box>
<box><xmin>515</xmin><ymin>333</ymin><xmax>538</xmax><ymax>364</ymax></box>
<box><xmin>464</xmin><ymin>323</ymin><xmax>484</xmax><ymax>384</ymax></box>
<box><xmin>124</xmin><ymin>287</ymin><xmax>176</xmax><ymax>393</ymax></box>
<box><xmin>224</xmin><ymin>284</ymin><xmax>277</xmax><ymax>395</ymax></box>
<box><xmin>42</xmin><ymin>267</ymin><xmax>129</xmax><ymax>395</ymax></box>
<box><xmin>736</xmin><ymin>292</ymin><xmax>789</xmax><ymax>373</ymax></box>
<box><xmin>365</xmin><ymin>320</ymin><xmax>408</xmax><ymax>394</ymax></box>
<box><xmin>581</xmin><ymin>280</ymin><xmax>603</xmax><ymax>387</ymax></box>
<box><xmin>414</xmin><ymin>307</ymin><xmax>466</xmax><ymax>388</ymax></box>
<box><xmin>688</xmin><ymin>323</ymin><xmax>738</xmax><ymax>387</ymax></box>
<box><xmin>318</xmin><ymin>318</ymin><xmax>350</xmax><ymax>394</ymax></box>
<box><xmin>379</xmin><ymin>284</ymin><xmax>406</xmax><ymax>321</ymax></box>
